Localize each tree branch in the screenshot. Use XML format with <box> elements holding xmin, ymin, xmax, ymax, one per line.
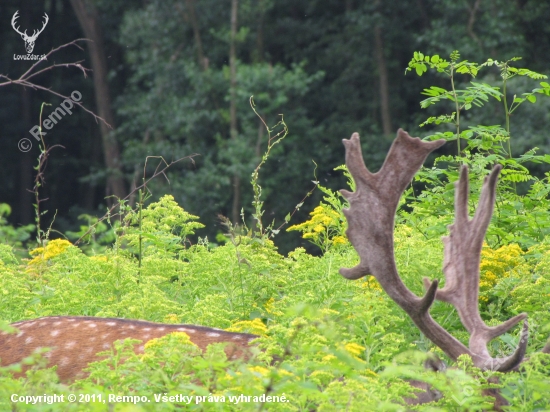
<box><xmin>0</xmin><ymin>39</ymin><xmax>110</xmax><ymax>128</ymax></box>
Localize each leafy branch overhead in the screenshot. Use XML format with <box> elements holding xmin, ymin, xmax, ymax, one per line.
<box><xmin>400</xmin><ymin>50</ymin><xmax>550</xmax><ymax>249</ymax></box>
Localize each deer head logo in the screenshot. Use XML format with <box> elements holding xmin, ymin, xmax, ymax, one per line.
<box><xmin>11</xmin><ymin>11</ymin><xmax>49</xmax><ymax>54</ymax></box>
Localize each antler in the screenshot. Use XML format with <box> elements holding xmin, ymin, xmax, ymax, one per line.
<box><xmin>33</xmin><ymin>13</ymin><xmax>50</xmax><ymax>40</ymax></box>
<box><xmin>11</xmin><ymin>11</ymin><xmax>25</xmax><ymax>37</ymax></box>
<box><xmin>340</xmin><ymin>129</ymin><xmax>529</xmax><ymax>372</ymax></box>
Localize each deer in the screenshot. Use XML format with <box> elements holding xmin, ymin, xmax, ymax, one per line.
<box><xmin>339</xmin><ymin>129</ymin><xmax>550</xmax><ymax>408</ymax></box>
<box><xmin>0</xmin><ymin>316</ymin><xmax>257</xmax><ymax>382</ymax></box>
<box><xmin>11</xmin><ymin>11</ymin><xmax>49</xmax><ymax>54</ymax></box>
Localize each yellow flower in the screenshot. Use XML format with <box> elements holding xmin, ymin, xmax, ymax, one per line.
<box><xmin>264</xmin><ymin>297</ymin><xmax>284</xmax><ymax>316</ymax></box>
<box><xmin>363</xmin><ymin>369</ymin><xmax>377</xmax><ymax>378</ymax></box>
<box><xmin>313</xmin><ymin>225</ymin><xmax>325</xmax><ymax>233</ymax></box>
<box><xmin>344</xmin><ymin>342</ymin><xmax>365</xmax><ymax>357</ymax></box>
<box><xmin>163</xmin><ymin>314</ymin><xmax>180</xmax><ymax>323</ymax></box>
<box><xmin>479</xmin><ymin>243</ymin><xmax>526</xmax><ymax>302</ymax></box>
<box><xmin>360</xmin><ymin>275</ymin><xmax>382</xmax><ymax>292</ymax></box>
<box><xmin>332</xmin><ymin>236</ymin><xmax>348</xmax><ymax>246</ymax></box>
<box><xmin>27</xmin><ymin>239</ymin><xmax>73</xmax><ymax>269</ymax></box>
<box><xmin>287</xmin><ymin>202</ymin><xmax>348</xmax><ymax>252</ymax></box>
<box><xmin>140</xmin><ymin>332</ymin><xmax>196</xmax><ymax>361</ymax></box>
<box><xmin>227</xmin><ymin>318</ymin><xmax>267</xmax><ymax>336</ymax></box>
<box><xmin>248</xmin><ymin>366</ymin><xmax>269</xmax><ymax>376</ymax></box>
<box><xmin>322</xmin><ymin>354</ymin><xmax>337</xmax><ymax>362</ymax></box>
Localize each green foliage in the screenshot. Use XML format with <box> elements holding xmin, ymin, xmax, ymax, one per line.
<box><xmin>0</xmin><ymin>185</ymin><xmax>547</xmax><ymax>410</ymax></box>
<box><xmin>65</xmin><ymin>214</ymin><xmax>118</xmax><ymax>255</ymax></box>
<box><xmin>404</xmin><ymin>51</ymin><xmax>550</xmax><ymax>249</ymax></box>
<box><xmin>287</xmin><ymin>165</ymin><xmax>351</xmax><ymax>253</ymax></box>
<box><xmin>120</xmin><ymin>194</ymin><xmax>204</xmax><ymax>257</ymax></box>
<box><xmin>500</xmin><ymin>353</ymin><xmax>550</xmax><ymax>411</ymax></box>
<box><xmin>115</xmin><ymin>0</ymin><xmax>325</xmax><ymax>252</ymax></box>
<box><xmin>0</xmin><ymin>204</ymin><xmax>33</xmax><ymax>258</ymax></box>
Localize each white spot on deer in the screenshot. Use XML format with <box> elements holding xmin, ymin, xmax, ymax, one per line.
<box><xmin>53</xmin><ymin>321</ymin><xmax>62</xmax><ymax>326</ymax></box>
<box><xmin>60</xmin><ymin>357</ymin><xmax>70</xmax><ymax>366</ymax></box>
<box><xmin>16</xmin><ymin>331</ymin><xmax>24</xmax><ymax>338</ymax></box>
<box><xmin>67</xmin><ymin>318</ymin><xmax>76</xmax><ymax>322</ymax></box>
<box><xmin>102</xmin><ymin>334</ymin><xmax>110</xmax><ymax>339</ymax></box>
<box><xmin>25</xmin><ymin>336</ymin><xmax>33</xmax><ymax>344</ymax></box>
<box><xmin>138</xmin><ymin>345</ymin><xmax>144</xmax><ymax>352</ymax></box>
<box><xmin>44</xmin><ymin>352</ymin><xmax>52</xmax><ymax>359</ymax></box>
<box><xmin>157</xmin><ymin>327</ymin><xmax>165</xmax><ymax>332</ymax></box>
<box><xmin>65</xmin><ymin>341</ymin><xmax>76</xmax><ymax>349</ymax></box>
<box><xmin>88</xmin><ymin>323</ymin><xmax>97</xmax><ymax>328</ymax></box>
<box><xmin>102</xmin><ymin>343</ymin><xmax>110</xmax><ymax>349</ymax></box>
<box><xmin>51</xmin><ymin>330</ymin><xmax>59</xmax><ymax>337</ymax></box>
<box><xmin>231</xmin><ymin>354</ymin><xmax>238</xmax><ymax>359</ymax></box>
<box><xmin>143</xmin><ymin>335</ymin><xmax>150</xmax><ymax>340</ymax></box>
<box><xmin>128</xmin><ymin>325</ymin><xmax>135</xmax><ymax>330</ymax></box>
<box><xmin>72</xmin><ymin>323</ymin><xmax>79</xmax><ymax>327</ymax></box>
<box><xmin>106</xmin><ymin>322</ymin><xmax>116</xmax><ymax>326</ymax></box>
<box><xmin>143</xmin><ymin>328</ymin><xmax>151</xmax><ymax>331</ymax></box>
<box><xmin>207</xmin><ymin>332</ymin><xmax>221</xmax><ymax>337</ymax></box>
<box><xmin>90</xmin><ymin>337</ymin><xmax>96</xmax><ymax>342</ymax></box>
<box><xmin>232</xmin><ymin>335</ymin><xmax>243</xmax><ymax>340</ymax></box>
<box><xmin>177</xmin><ymin>328</ymin><xmax>195</xmax><ymax>333</ymax></box>
<box><xmin>86</xmin><ymin>348</ymin><xmax>93</xmax><ymax>354</ymax></box>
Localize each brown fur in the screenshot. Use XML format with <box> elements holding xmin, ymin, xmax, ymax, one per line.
<box><xmin>0</xmin><ymin>316</ymin><xmax>257</xmax><ymax>382</ymax></box>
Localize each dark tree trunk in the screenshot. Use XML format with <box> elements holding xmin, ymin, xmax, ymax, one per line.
<box><xmin>374</xmin><ymin>23</ymin><xmax>392</xmax><ymax>136</ymax></box>
<box><xmin>229</xmin><ymin>0</ymin><xmax>240</xmax><ymax>225</ymax></box>
<box><xmin>184</xmin><ymin>0</ymin><xmax>208</xmax><ymax>70</ymax></box>
<box><xmin>70</xmin><ymin>0</ymin><xmax>126</xmax><ymax>203</ymax></box>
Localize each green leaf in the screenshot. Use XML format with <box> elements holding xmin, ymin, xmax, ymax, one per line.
<box><xmin>415</xmin><ymin>63</ymin><xmax>426</xmax><ymax>76</ymax></box>
<box><xmin>527</xmin><ymin>94</ymin><xmax>537</xmax><ymax>103</ymax></box>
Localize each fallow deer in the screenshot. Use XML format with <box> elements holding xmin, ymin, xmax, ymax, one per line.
<box><xmin>339</xmin><ymin>129</ymin><xmax>550</xmax><ymax>407</ymax></box>
<box><xmin>0</xmin><ymin>316</ymin><xmax>257</xmax><ymax>382</ymax></box>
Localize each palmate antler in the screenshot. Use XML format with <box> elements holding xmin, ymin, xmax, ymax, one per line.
<box><xmin>339</xmin><ymin>129</ymin><xmax>536</xmax><ymax>372</ymax></box>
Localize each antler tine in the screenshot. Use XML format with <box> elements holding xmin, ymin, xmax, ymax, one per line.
<box><xmin>431</xmin><ymin>164</ymin><xmax>528</xmax><ymax>371</ymax></box>
<box><xmin>340</xmin><ymin>129</ymin><xmax>445</xmax><ymax>282</ymax></box>
<box><xmin>11</xmin><ymin>11</ymin><xmax>26</xmax><ymax>36</ymax></box>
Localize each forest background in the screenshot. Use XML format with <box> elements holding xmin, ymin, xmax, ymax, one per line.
<box><xmin>1</xmin><ymin>1</ymin><xmax>550</xmax><ymax>409</ymax></box>
<box><xmin>1</xmin><ymin>0</ymin><xmax>550</xmax><ymax>253</ymax></box>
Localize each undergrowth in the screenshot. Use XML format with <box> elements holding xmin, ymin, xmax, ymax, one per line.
<box><xmin>0</xmin><ymin>54</ymin><xmax>549</xmax><ymax>410</ymax></box>
<box><xmin>0</xmin><ymin>190</ymin><xmax>549</xmax><ymax>410</ymax></box>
